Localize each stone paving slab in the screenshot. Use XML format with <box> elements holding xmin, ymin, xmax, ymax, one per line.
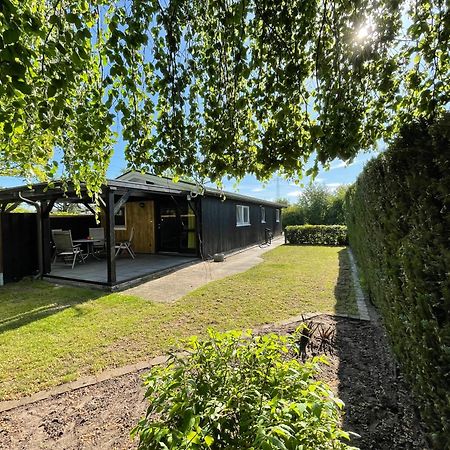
<box><xmin>123</xmin><ymin>238</ymin><xmax>285</xmax><ymax>302</ymax></box>
<box><xmin>347</xmin><ymin>248</ymin><xmax>371</xmax><ymax>321</ymax></box>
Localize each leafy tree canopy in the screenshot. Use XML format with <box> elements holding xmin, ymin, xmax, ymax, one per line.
<box><xmin>1</xmin><ymin>0</ymin><xmax>449</xmax><ymax>196</ymax></box>
<box><xmin>283</xmin><ymin>183</ymin><xmax>349</xmax><ymax>227</ymax></box>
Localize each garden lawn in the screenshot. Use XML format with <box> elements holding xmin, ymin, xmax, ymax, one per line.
<box><xmin>0</xmin><ymin>245</ymin><xmax>356</xmax><ymax>400</ymax></box>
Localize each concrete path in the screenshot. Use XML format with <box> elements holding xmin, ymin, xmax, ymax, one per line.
<box><xmin>123</xmin><ymin>237</ymin><xmax>284</xmax><ymax>302</ymax></box>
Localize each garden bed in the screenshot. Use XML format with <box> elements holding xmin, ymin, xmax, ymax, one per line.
<box><xmin>0</xmin><ymin>313</ymin><xmax>427</xmax><ymax>450</ymax></box>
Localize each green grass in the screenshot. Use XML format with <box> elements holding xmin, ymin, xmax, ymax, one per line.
<box><xmin>0</xmin><ymin>245</ymin><xmax>356</xmax><ymax>400</ymax></box>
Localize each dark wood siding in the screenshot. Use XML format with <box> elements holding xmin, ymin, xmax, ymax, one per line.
<box><xmin>1</xmin><ymin>213</ymin><xmax>39</xmax><ymax>282</ymax></box>
<box><xmin>200</xmin><ymin>197</ymin><xmax>282</xmax><ymax>257</ymax></box>
<box><xmin>0</xmin><ymin>214</ymin><xmax>99</xmax><ymax>282</ymax></box>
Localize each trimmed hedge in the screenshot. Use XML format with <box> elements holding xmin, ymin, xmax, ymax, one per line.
<box><xmin>285</xmin><ymin>225</ymin><xmax>348</xmax><ymax>246</ymax></box>
<box><xmin>345</xmin><ymin>114</ymin><xmax>450</xmax><ymax>448</ymax></box>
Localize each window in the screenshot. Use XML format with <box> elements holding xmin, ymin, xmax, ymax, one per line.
<box><xmin>236</xmin><ymin>205</ymin><xmax>250</xmax><ymax>226</ymax></box>
<box><xmin>114</xmin><ymin>206</ymin><xmax>127</xmax><ymax>230</ymax></box>
<box><xmin>275</xmin><ymin>209</ymin><xmax>280</xmax><ymax>223</ymax></box>
<box><xmin>261</xmin><ymin>206</ymin><xmax>266</xmax><ymax>223</ymax></box>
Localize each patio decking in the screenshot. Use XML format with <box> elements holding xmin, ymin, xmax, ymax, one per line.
<box><xmin>47</xmin><ymin>254</ymin><xmax>198</xmax><ymax>287</ymax></box>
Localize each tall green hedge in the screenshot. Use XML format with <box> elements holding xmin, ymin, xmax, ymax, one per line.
<box><xmin>345</xmin><ymin>114</ymin><xmax>450</xmax><ymax>448</ymax></box>
<box><xmin>285</xmin><ymin>225</ymin><xmax>348</xmax><ymax>246</ymax></box>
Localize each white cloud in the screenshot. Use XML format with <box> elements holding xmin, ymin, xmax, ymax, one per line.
<box><xmin>329</xmin><ymin>157</ymin><xmax>365</xmax><ymax>170</ymax></box>
<box><xmin>251</xmin><ymin>187</ymin><xmax>264</xmax><ymax>192</ymax></box>
<box><xmin>287</xmin><ymin>189</ymin><xmax>303</xmax><ymax>198</ymax></box>
<box><xmin>330</xmin><ymin>161</ymin><xmax>351</xmax><ymax>170</ymax></box>
<box><xmin>326</xmin><ymin>182</ymin><xmax>343</xmax><ymax>191</ymax></box>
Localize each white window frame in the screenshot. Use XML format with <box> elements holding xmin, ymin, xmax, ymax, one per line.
<box><xmin>275</xmin><ymin>208</ymin><xmax>280</xmax><ymax>223</ymax></box>
<box><xmin>236</xmin><ymin>205</ymin><xmax>251</xmax><ymax>227</ymax></box>
<box><xmin>261</xmin><ymin>206</ymin><xmax>266</xmax><ymax>223</ymax></box>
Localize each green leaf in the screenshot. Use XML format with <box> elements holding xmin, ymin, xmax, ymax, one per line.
<box><xmin>13</xmin><ymin>80</ymin><xmax>32</xmax><ymax>95</ymax></box>
<box><xmin>47</xmin><ymin>84</ymin><xmax>57</xmax><ymax>98</ymax></box>
<box><xmin>186</xmin><ymin>431</ymin><xmax>200</xmax><ymax>444</ymax></box>
<box><xmin>3</xmin><ymin>27</ymin><xmax>20</xmax><ymax>44</ymax></box>
<box><xmin>4</xmin><ymin>122</ymin><xmax>13</xmax><ymax>134</ymax></box>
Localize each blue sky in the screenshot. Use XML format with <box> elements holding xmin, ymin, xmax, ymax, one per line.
<box><xmin>0</xmin><ymin>143</ymin><xmax>379</xmax><ymax>203</ymax></box>
<box><xmin>211</xmin><ymin>152</ymin><xmax>379</xmax><ymax>203</ymax></box>
<box><xmin>106</xmin><ymin>141</ymin><xmax>380</xmax><ymax>203</ymax></box>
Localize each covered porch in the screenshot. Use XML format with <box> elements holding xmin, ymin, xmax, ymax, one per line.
<box><xmin>47</xmin><ymin>253</ymin><xmax>198</xmax><ymax>289</ymax></box>
<box><xmin>0</xmin><ymin>179</ymin><xmax>200</xmax><ymax>289</ymax></box>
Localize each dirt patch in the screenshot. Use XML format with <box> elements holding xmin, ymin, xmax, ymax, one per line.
<box><xmin>262</xmin><ymin>314</ymin><xmax>428</xmax><ymax>450</ymax></box>
<box><xmin>0</xmin><ymin>371</ymin><xmax>146</xmax><ymax>450</ymax></box>
<box><xmin>0</xmin><ymin>314</ymin><xmax>428</xmax><ymax>450</ymax></box>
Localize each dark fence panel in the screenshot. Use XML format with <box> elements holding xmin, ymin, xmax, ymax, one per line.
<box><xmin>1</xmin><ymin>213</ymin><xmax>39</xmax><ymax>282</ymax></box>
<box><xmin>50</xmin><ymin>215</ymin><xmax>97</xmax><ymax>239</ymax></box>
<box><xmin>0</xmin><ymin>214</ymin><xmax>98</xmax><ymax>283</ymax></box>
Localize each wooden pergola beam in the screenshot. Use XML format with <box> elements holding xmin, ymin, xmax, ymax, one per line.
<box><xmin>42</xmin><ymin>199</ymin><xmax>56</xmax><ymax>216</ymax></box>
<box><xmin>1</xmin><ymin>202</ymin><xmax>21</xmax><ymax>213</ymax></box>
<box><xmin>113</xmin><ymin>191</ymin><xmax>130</xmax><ymax>215</ymax></box>
<box><xmin>82</xmin><ymin>202</ymin><xmax>97</xmax><ymax>216</ymax></box>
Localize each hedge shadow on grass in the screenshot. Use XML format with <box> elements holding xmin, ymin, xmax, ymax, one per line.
<box><xmin>0</xmin><ymin>281</ymin><xmax>102</xmax><ymax>334</ymax></box>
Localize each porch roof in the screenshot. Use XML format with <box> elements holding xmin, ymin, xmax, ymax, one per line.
<box><xmin>0</xmin><ymin>178</ymin><xmax>187</xmax><ymax>204</ymax></box>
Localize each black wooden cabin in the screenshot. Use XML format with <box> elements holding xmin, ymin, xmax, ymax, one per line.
<box><xmin>0</xmin><ymin>172</ymin><xmax>283</xmax><ymax>289</ymax></box>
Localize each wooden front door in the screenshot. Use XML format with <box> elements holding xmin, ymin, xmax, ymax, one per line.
<box><xmin>116</xmin><ymin>201</ymin><xmax>155</xmax><ymax>253</ymax></box>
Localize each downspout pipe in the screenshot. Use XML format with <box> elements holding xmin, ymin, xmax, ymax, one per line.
<box><xmin>18</xmin><ymin>193</ymin><xmax>43</xmax><ymax>279</ymax></box>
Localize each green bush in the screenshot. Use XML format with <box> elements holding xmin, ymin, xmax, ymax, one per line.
<box><xmin>132</xmin><ymin>329</ymin><xmax>355</xmax><ymax>450</ymax></box>
<box><xmin>285</xmin><ymin>225</ymin><xmax>348</xmax><ymax>246</ymax></box>
<box><xmin>345</xmin><ymin>114</ymin><xmax>450</xmax><ymax>448</ymax></box>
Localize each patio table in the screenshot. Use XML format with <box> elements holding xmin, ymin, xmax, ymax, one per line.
<box><xmin>72</xmin><ymin>238</ymin><xmax>103</xmax><ymax>259</ymax></box>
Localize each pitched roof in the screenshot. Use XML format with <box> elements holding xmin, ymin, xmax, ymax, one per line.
<box><xmin>116</xmin><ymin>171</ymin><xmax>285</xmax><ymax>208</ymax></box>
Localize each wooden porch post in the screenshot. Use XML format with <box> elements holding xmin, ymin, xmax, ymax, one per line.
<box><xmin>104</xmin><ymin>189</ymin><xmax>116</xmax><ymax>285</ymax></box>
<box><xmin>0</xmin><ymin>211</ymin><xmax>3</xmax><ymax>286</ymax></box>
<box><xmin>41</xmin><ymin>200</ymin><xmax>55</xmax><ymax>275</ymax></box>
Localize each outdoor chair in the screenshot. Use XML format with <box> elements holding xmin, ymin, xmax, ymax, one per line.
<box><xmin>88</xmin><ymin>227</ymin><xmax>105</xmax><ymax>255</ymax></box>
<box><xmin>52</xmin><ymin>230</ymin><xmax>86</xmax><ymax>269</ymax></box>
<box><xmin>115</xmin><ymin>226</ymin><xmax>135</xmax><ymax>259</ymax></box>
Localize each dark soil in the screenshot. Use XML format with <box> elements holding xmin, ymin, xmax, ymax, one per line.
<box><xmin>0</xmin><ymin>314</ymin><xmax>428</xmax><ymax>450</ymax></box>
<box><xmin>263</xmin><ymin>314</ymin><xmax>429</xmax><ymax>450</ymax></box>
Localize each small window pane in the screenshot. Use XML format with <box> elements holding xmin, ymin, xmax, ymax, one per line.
<box><xmin>261</xmin><ymin>207</ymin><xmax>266</xmax><ymax>223</ymax></box>
<box><xmin>236</xmin><ymin>205</ymin><xmax>250</xmax><ymax>226</ymax></box>
<box><xmin>236</xmin><ymin>206</ymin><xmax>243</xmax><ymax>224</ymax></box>
<box><xmin>115</xmin><ymin>206</ymin><xmax>126</xmax><ymax>229</ymax></box>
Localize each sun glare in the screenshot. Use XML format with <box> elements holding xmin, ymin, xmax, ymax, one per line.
<box><xmin>356</xmin><ymin>25</ymin><xmax>370</xmax><ymax>40</ymax></box>
<box><xmin>355</xmin><ymin>20</ymin><xmax>376</xmax><ymax>42</ymax></box>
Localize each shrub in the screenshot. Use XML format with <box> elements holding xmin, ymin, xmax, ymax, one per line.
<box><xmin>132</xmin><ymin>329</ymin><xmax>354</xmax><ymax>450</ymax></box>
<box><xmin>345</xmin><ymin>114</ymin><xmax>450</xmax><ymax>448</ymax></box>
<box><xmin>285</xmin><ymin>225</ymin><xmax>348</xmax><ymax>246</ymax></box>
